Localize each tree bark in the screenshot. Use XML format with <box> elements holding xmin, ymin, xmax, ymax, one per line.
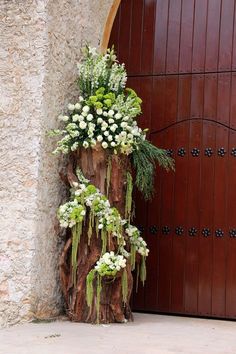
<box><xmin>59</xmin><ymin>145</ymin><xmax>133</xmax><ymax>323</ymax></box>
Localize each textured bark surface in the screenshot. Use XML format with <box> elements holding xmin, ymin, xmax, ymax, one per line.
<box><xmin>59</xmin><ymin>145</ymin><xmax>133</xmax><ymax>323</ymax></box>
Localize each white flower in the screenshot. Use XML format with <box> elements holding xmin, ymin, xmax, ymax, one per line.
<box><xmin>98</xmin><ymin>224</ymin><xmax>103</xmax><ymax>229</ymax></box>
<box><xmin>102</xmin><ymin>141</ymin><xmax>108</xmax><ymax>149</ymax></box>
<box><xmin>96</xmin><ymin>108</ymin><xmax>103</xmax><ymax>115</ymax></box>
<box><xmin>79</xmin><ymin>121</ymin><xmax>87</xmax><ymax>129</ymax></box>
<box><xmin>101</xmin><ymin>126</ymin><xmax>107</xmax><ymax>131</ymax></box>
<box><xmin>108</xmin><ymin>135</ymin><xmax>113</xmax><ymax>141</ymax></box>
<box><xmin>68</xmin><ymin>103</ymin><xmax>75</xmax><ymax>111</ymax></box>
<box><xmin>75</xmin><ymin>102</ymin><xmax>81</xmax><ymax>110</ymax></box>
<box><xmin>97</xmin><ymin>118</ymin><xmax>103</xmax><ymax>124</ymax></box>
<box><xmin>108</xmin><ymin>110</ymin><xmax>114</xmax><ymax>116</ymax></box>
<box><xmin>79</xmin><ymin>96</ymin><xmax>84</xmax><ymax>102</ymax></box>
<box><xmin>82</xmin><ymin>105</ymin><xmax>90</xmax><ymax>113</ymax></box>
<box><xmin>123</xmin><ymin>116</ymin><xmax>129</xmax><ymax>121</ymax></box>
<box><xmin>97</xmin><ymin>135</ymin><xmax>103</xmax><ymax>142</ymax></box>
<box><xmin>78</xmin><ymin>115</ymin><xmax>84</xmax><ymax>122</ymax></box>
<box><xmin>87</xmin><ymin>114</ymin><xmax>93</xmax><ymax>121</ymax></box>
<box><xmin>121</xmin><ymin>122</ymin><xmax>128</xmax><ymax>128</ymax></box>
<box><xmin>72</xmin><ymin>114</ymin><xmax>79</xmax><ymax>122</ymax></box>
<box><xmin>110</xmin><ymin>124</ymin><xmax>118</xmax><ymax>132</ymax></box>
<box><xmin>115</xmin><ymin>113</ymin><xmax>122</xmax><ymax>119</ymax></box>
<box><xmin>91</xmin><ymin>139</ymin><xmax>96</xmax><ymax>147</ymax></box>
<box><xmin>104</xmin><ymin>131</ymin><xmax>109</xmax><ymax>136</ymax></box>
<box><xmin>61</xmin><ymin>115</ymin><xmax>69</xmax><ymax>122</ymax></box>
<box><xmin>83</xmin><ymin>141</ymin><xmax>89</xmax><ymax>148</ymax></box>
<box><xmin>108</xmin><ymin>118</ymin><xmax>114</xmax><ymax>124</ymax></box>
<box><xmin>81</xmin><ymin>210</ymin><xmax>86</xmax><ymax>216</ymax></box>
<box><xmin>103</xmin><ymin>111</ymin><xmax>108</xmax><ymax>117</ymax></box>
<box><xmin>111</xmin><ymin>142</ymin><xmax>116</xmax><ymax>147</ymax></box>
<box><xmin>72</xmin><ymin>182</ymin><xmax>78</xmax><ymax>188</ymax></box>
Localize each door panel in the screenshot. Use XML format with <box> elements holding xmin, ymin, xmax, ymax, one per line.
<box><xmin>109</xmin><ymin>0</ymin><xmax>236</xmax><ymax>319</ymax></box>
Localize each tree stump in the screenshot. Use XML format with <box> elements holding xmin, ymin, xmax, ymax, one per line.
<box><xmin>59</xmin><ymin>145</ymin><xmax>133</xmax><ymax>323</ymax></box>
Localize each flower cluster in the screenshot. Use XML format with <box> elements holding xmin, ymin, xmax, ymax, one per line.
<box><xmin>126</xmin><ymin>225</ymin><xmax>149</xmax><ymax>257</ymax></box>
<box><xmin>77</xmin><ymin>46</ymin><xmax>127</xmax><ymax>96</ymax></box>
<box><xmin>50</xmin><ymin>46</ymin><xmax>144</xmax><ymax>156</ymax></box>
<box><xmin>52</xmin><ymin>88</ymin><xmax>144</xmax><ymax>155</ymax></box>
<box><xmin>57</xmin><ymin>200</ymin><xmax>85</xmax><ymax>228</ymax></box>
<box><xmin>57</xmin><ymin>171</ymin><xmax>149</xmax><ymax>260</ymax></box>
<box><xmin>95</xmin><ymin>252</ymin><xmax>127</xmax><ymax>277</ymax></box>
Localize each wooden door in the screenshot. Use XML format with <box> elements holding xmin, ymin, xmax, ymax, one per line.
<box><xmin>109</xmin><ymin>0</ymin><xmax>236</xmax><ymax>319</ymax></box>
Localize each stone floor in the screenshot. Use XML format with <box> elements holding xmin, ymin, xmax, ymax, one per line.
<box><xmin>0</xmin><ymin>313</ymin><xmax>236</xmax><ymax>354</ymax></box>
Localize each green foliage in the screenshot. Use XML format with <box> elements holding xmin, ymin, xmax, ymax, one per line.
<box><xmin>71</xmin><ymin>222</ymin><xmax>82</xmax><ymax>286</ymax></box>
<box><xmin>125</xmin><ymin>172</ymin><xmax>133</xmax><ymax>222</ymax></box>
<box><xmin>106</xmin><ymin>155</ymin><xmax>112</xmax><ymax>196</ymax></box>
<box><xmin>96</xmin><ymin>275</ymin><xmax>102</xmax><ymax>323</ymax></box>
<box><xmin>112</xmin><ymin>88</ymin><xmax>142</xmax><ymax>118</ymax></box>
<box><xmin>140</xmin><ymin>256</ymin><xmax>147</xmax><ymax>286</ymax></box>
<box><xmin>132</xmin><ymin>139</ymin><xmax>175</xmax><ymax>200</ymax></box>
<box><xmin>86</xmin><ymin>269</ymin><xmax>96</xmax><ymax>308</ymax></box>
<box><xmin>122</xmin><ymin>268</ymin><xmax>128</xmax><ymax>304</ymax></box>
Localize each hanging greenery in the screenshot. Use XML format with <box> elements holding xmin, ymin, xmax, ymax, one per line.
<box><xmin>50</xmin><ymin>45</ymin><xmax>174</xmax><ymax>324</ymax></box>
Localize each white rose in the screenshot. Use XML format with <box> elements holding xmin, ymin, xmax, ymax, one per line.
<box><xmin>123</xmin><ymin>116</ymin><xmax>129</xmax><ymax>121</ymax></box>
<box><xmin>96</xmin><ymin>108</ymin><xmax>103</xmax><ymax>115</ymax></box>
<box><xmin>75</xmin><ymin>103</ymin><xmax>81</xmax><ymax>110</ymax></box>
<box><xmin>97</xmin><ymin>135</ymin><xmax>103</xmax><ymax>142</ymax></box>
<box><xmin>79</xmin><ymin>96</ymin><xmax>84</xmax><ymax>102</ymax></box>
<box><xmin>110</xmin><ymin>124</ymin><xmax>117</xmax><ymax>132</ymax></box>
<box><xmin>82</xmin><ymin>105</ymin><xmax>90</xmax><ymax>113</ymax></box>
<box><xmin>83</xmin><ymin>141</ymin><xmax>89</xmax><ymax>148</ymax></box>
<box><xmin>68</xmin><ymin>103</ymin><xmax>75</xmax><ymax>111</ymax></box>
<box><xmin>87</xmin><ymin>114</ymin><xmax>93</xmax><ymax>121</ymax></box>
<box><xmin>115</xmin><ymin>113</ymin><xmax>122</xmax><ymax>119</ymax></box>
<box><xmin>98</xmin><ymin>224</ymin><xmax>103</xmax><ymax>229</ymax></box>
<box><xmin>79</xmin><ymin>121</ymin><xmax>87</xmax><ymax>129</ymax></box>
<box><xmin>111</xmin><ymin>142</ymin><xmax>116</xmax><ymax>147</ymax></box>
<box><xmin>101</xmin><ymin>126</ymin><xmax>107</xmax><ymax>131</ymax></box>
<box><xmin>62</xmin><ymin>115</ymin><xmax>69</xmax><ymax>122</ymax></box>
<box><xmin>104</xmin><ymin>131</ymin><xmax>109</xmax><ymax>136</ymax></box>
<box><xmin>108</xmin><ymin>135</ymin><xmax>113</xmax><ymax>141</ymax></box>
<box><xmin>72</xmin><ymin>114</ymin><xmax>79</xmax><ymax>122</ymax></box>
<box><xmin>103</xmin><ymin>111</ymin><xmax>108</xmax><ymax>117</ymax></box>
<box><xmin>102</xmin><ymin>141</ymin><xmax>108</xmax><ymax>149</ymax></box>
<box><xmin>121</xmin><ymin>122</ymin><xmax>128</xmax><ymax>128</ymax></box>
<box><xmin>97</xmin><ymin>118</ymin><xmax>103</xmax><ymax>124</ymax></box>
<box><xmin>78</xmin><ymin>115</ymin><xmax>84</xmax><ymax>122</ymax></box>
<box><xmin>108</xmin><ymin>118</ymin><xmax>114</xmax><ymax>124</ymax></box>
<box><xmin>108</xmin><ymin>110</ymin><xmax>114</xmax><ymax>116</ymax></box>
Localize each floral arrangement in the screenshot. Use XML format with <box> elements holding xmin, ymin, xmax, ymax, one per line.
<box><xmin>50</xmin><ymin>46</ymin><xmax>174</xmax><ymax>323</ymax></box>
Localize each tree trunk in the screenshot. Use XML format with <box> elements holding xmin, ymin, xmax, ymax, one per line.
<box><xmin>59</xmin><ymin>145</ymin><xmax>133</xmax><ymax>323</ymax></box>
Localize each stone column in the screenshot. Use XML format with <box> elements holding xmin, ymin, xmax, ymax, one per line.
<box><xmin>0</xmin><ymin>0</ymin><xmax>114</xmax><ymax>328</ymax></box>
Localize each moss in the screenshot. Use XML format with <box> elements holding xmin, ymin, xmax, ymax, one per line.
<box><xmin>71</xmin><ymin>222</ymin><xmax>82</xmax><ymax>286</ymax></box>
<box><xmin>96</xmin><ymin>275</ymin><xmax>102</xmax><ymax>323</ymax></box>
<box><xmin>130</xmin><ymin>245</ymin><xmax>136</xmax><ymax>271</ymax></box>
<box><xmin>140</xmin><ymin>256</ymin><xmax>147</xmax><ymax>286</ymax></box>
<box><xmin>125</xmin><ymin>172</ymin><xmax>133</xmax><ymax>222</ymax></box>
<box><xmin>86</xmin><ymin>269</ymin><xmax>96</xmax><ymax>308</ymax></box>
<box><xmin>106</xmin><ymin>155</ymin><xmax>112</xmax><ymax>196</ymax></box>
<box><xmin>122</xmin><ymin>268</ymin><xmax>128</xmax><ymax>303</ymax></box>
<box><xmin>101</xmin><ymin>228</ymin><xmax>107</xmax><ymax>254</ymax></box>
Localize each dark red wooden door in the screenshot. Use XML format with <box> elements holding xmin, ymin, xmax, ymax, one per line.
<box><xmin>109</xmin><ymin>0</ymin><xmax>236</xmax><ymax>319</ymax></box>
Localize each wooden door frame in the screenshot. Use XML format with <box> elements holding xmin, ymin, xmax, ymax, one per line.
<box><xmin>100</xmin><ymin>0</ymin><xmax>121</xmax><ymax>53</ymax></box>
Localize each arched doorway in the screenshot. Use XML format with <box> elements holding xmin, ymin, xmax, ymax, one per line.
<box><xmin>109</xmin><ymin>0</ymin><xmax>236</xmax><ymax>319</ymax></box>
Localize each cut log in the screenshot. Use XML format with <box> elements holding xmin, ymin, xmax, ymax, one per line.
<box><xmin>59</xmin><ymin>145</ymin><xmax>133</xmax><ymax>323</ymax></box>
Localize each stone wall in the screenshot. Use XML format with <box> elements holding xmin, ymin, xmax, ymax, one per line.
<box><xmin>0</xmin><ymin>0</ymin><xmax>114</xmax><ymax>328</ymax></box>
